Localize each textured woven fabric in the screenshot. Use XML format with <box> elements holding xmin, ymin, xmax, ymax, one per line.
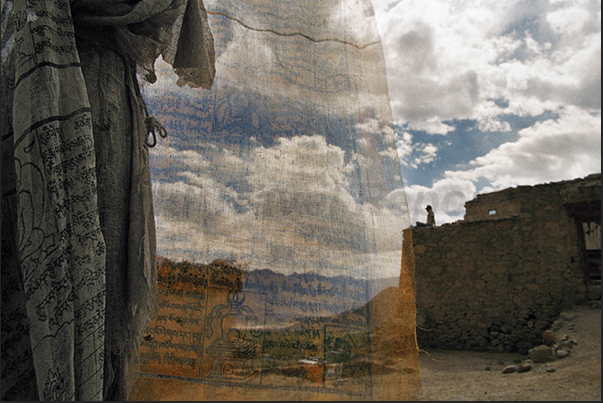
<box><xmin>0</xmin><ymin>0</ymin><xmax>214</xmax><ymax>400</ymax></box>
<box><xmin>130</xmin><ymin>0</ymin><xmax>419</xmax><ymax>399</ymax></box>
<box><xmin>1</xmin><ymin>0</ymin><xmax>419</xmax><ymax>399</ymax></box>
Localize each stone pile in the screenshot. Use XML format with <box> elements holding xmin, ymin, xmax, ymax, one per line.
<box><xmin>499</xmin><ymin>312</ymin><xmax>580</xmax><ymax>374</ymax></box>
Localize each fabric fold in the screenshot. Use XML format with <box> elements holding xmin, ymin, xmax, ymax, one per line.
<box><xmin>1</xmin><ymin>0</ymin><xmax>215</xmax><ymax>400</ymax></box>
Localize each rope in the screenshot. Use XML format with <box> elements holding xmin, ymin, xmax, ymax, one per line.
<box><xmin>145</xmin><ymin>115</ymin><xmax>167</xmax><ymax>147</ymax></box>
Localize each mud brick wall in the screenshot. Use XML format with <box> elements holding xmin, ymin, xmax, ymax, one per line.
<box><xmin>413</xmin><ymin>181</ymin><xmax>589</xmax><ymax>354</ymax></box>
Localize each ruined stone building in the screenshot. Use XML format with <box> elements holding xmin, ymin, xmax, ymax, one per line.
<box><xmin>412</xmin><ymin>173</ymin><xmax>601</xmax><ymax>354</ymax></box>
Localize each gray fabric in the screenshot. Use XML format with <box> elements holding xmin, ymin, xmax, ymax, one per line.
<box><xmin>0</xmin><ymin>0</ymin><xmax>215</xmax><ymax>400</ymax></box>
<box><xmin>3</xmin><ymin>1</ymin><xmax>107</xmax><ymax>399</ymax></box>
<box><xmin>77</xmin><ymin>43</ymin><xmax>138</xmax><ymax>400</ymax></box>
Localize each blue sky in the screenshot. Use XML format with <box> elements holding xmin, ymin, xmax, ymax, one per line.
<box><xmin>372</xmin><ymin>0</ymin><xmax>601</xmax><ymax>224</ymax></box>
<box><xmin>143</xmin><ymin>0</ymin><xmax>600</xmax><ymax>276</ymax></box>
<box><xmin>144</xmin><ymin>0</ymin><xmax>409</xmax><ymax>278</ymax></box>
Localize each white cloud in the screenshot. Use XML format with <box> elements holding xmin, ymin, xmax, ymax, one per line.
<box><xmin>403</xmin><ymin>107</ymin><xmax>601</xmax><ymax>225</ymax></box>
<box><xmin>248</xmin><ymin>135</ymin><xmax>354</xmax><ymax>201</ymax></box>
<box><xmin>397</xmin><ymin>138</ymin><xmax>439</xmax><ymax>169</ymax></box>
<box><xmin>547</xmin><ymin>5</ymin><xmax>591</xmax><ymax>33</ymax></box>
<box><xmin>408</xmin><ymin>117</ymin><xmax>454</xmax><ymax>135</ymax></box>
<box><xmin>151</xmin><ymin>135</ymin><xmax>408</xmax><ymax>279</ymax></box>
<box><xmin>474</xmin><ymin>101</ymin><xmax>512</xmax><ymax>132</ymax></box>
<box><xmin>372</xmin><ymin>0</ymin><xmax>600</xmax><ymax>131</ymax></box>
<box><xmin>147</xmin><ymin>0</ymin><xmax>600</xmax><ymax>277</ymax></box>
<box><xmin>369</xmin><ymin>0</ymin><xmax>600</xmax><ymax>225</ymax></box>
<box><xmin>413</xmin><ymin>143</ymin><xmax>438</xmax><ymax>167</ymax></box>
<box><xmin>395</xmin><ymin>131</ymin><xmax>414</xmax><ymax>162</ymax></box>
<box><xmin>470</xmin><ymin>107</ymin><xmax>601</xmax><ymax>189</ymax></box>
<box><xmin>405</xmin><ymin>171</ymin><xmax>477</xmax><ymax>225</ymax></box>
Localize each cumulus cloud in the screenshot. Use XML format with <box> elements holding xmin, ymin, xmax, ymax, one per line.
<box><xmin>146</xmin><ymin>0</ymin><xmax>599</xmax><ymax>277</ymax></box>
<box><xmin>395</xmin><ymin>133</ymin><xmax>439</xmax><ymax>169</ymax></box>
<box><xmin>412</xmin><ymin>143</ymin><xmax>438</xmax><ymax>167</ymax></box>
<box><xmin>408</xmin><ymin>118</ymin><xmax>455</xmax><ymax>135</ymax></box>
<box><xmin>405</xmin><ymin>171</ymin><xmax>477</xmax><ymax>225</ymax></box>
<box><xmin>470</xmin><ymin>107</ymin><xmax>601</xmax><ymax>189</ymax></box>
<box><xmin>151</xmin><ymin>135</ymin><xmax>408</xmax><ymax>279</ymax></box>
<box><xmin>247</xmin><ymin>135</ymin><xmax>357</xmax><ymax>212</ymax></box>
<box><xmin>371</xmin><ymin>0</ymin><xmax>599</xmax><ymax>225</ymax></box>
<box><xmin>395</xmin><ymin>131</ymin><xmax>414</xmax><ymax>162</ymax></box>
<box><xmin>372</xmin><ymin>0</ymin><xmax>601</xmax><ymax>131</ymax></box>
<box><xmin>547</xmin><ymin>4</ymin><xmax>592</xmax><ymax>33</ymax></box>
<box><xmin>402</xmin><ymin>107</ymin><xmax>600</xmax><ymax>225</ymax></box>
<box><xmin>474</xmin><ymin>101</ymin><xmax>513</xmax><ymax>132</ymax></box>
<box><xmin>145</xmin><ymin>0</ymin><xmax>410</xmax><ymax>279</ymax></box>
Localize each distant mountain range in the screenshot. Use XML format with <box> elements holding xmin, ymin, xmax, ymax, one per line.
<box><xmin>156</xmin><ymin>256</ymin><xmax>399</xmax><ymax>326</ymax></box>
<box><xmin>242</xmin><ymin>267</ymin><xmax>398</xmax><ymax>321</ymax></box>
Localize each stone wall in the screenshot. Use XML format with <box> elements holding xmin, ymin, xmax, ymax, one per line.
<box><xmin>463</xmin><ymin>189</ymin><xmax>522</xmax><ymax>221</ymax></box>
<box><xmin>413</xmin><ymin>178</ymin><xmax>594</xmax><ymax>354</ymax></box>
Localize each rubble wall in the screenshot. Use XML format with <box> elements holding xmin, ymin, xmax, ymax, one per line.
<box><xmin>413</xmin><ymin>182</ymin><xmax>589</xmax><ymax>354</ymax></box>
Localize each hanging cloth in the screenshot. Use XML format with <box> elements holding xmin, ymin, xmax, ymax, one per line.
<box><xmin>0</xmin><ymin>0</ymin><xmax>215</xmax><ymax>400</ymax></box>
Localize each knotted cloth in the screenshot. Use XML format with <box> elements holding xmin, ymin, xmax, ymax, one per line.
<box><xmin>0</xmin><ymin>0</ymin><xmax>215</xmax><ymax>400</ymax></box>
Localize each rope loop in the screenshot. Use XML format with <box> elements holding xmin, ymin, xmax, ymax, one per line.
<box><xmin>145</xmin><ymin>115</ymin><xmax>167</xmax><ymax>147</ymax></box>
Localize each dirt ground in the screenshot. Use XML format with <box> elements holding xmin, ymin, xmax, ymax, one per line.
<box><xmin>416</xmin><ymin>303</ymin><xmax>601</xmax><ymax>401</ymax></box>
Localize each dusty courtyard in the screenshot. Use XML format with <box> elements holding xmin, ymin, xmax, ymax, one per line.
<box><xmin>416</xmin><ymin>303</ymin><xmax>601</xmax><ymax>401</ymax></box>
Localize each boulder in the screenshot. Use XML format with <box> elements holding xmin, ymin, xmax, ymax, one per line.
<box><xmin>538</xmin><ymin>364</ymin><xmax>556</xmax><ymax>373</ymax></box>
<box><xmin>556</xmin><ymin>349</ymin><xmax>570</xmax><ymax>358</ymax></box>
<box><xmin>541</xmin><ymin>330</ymin><xmax>555</xmax><ymax>346</ymax></box>
<box><xmin>517</xmin><ymin>362</ymin><xmax>532</xmax><ymax>373</ymax></box>
<box><xmin>528</xmin><ymin>345</ymin><xmax>556</xmax><ymax>363</ymax></box>
<box><xmin>502</xmin><ymin>365</ymin><xmax>518</xmax><ymax>374</ymax></box>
